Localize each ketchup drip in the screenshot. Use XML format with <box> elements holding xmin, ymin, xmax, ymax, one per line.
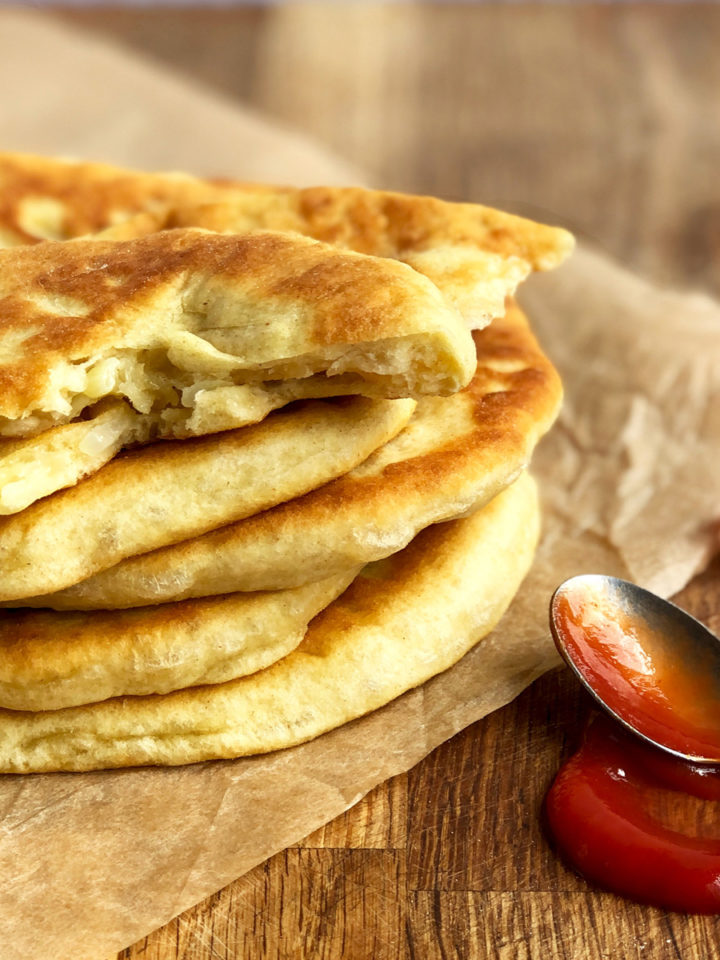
<box><xmin>546</xmin><ymin>714</ymin><xmax>720</xmax><ymax>913</ymax></box>
<box><xmin>547</xmin><ymin>582</ymin><xmax>720</xmax><ymax>914</ymax></box>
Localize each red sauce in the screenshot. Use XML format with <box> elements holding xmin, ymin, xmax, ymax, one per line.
<box><xmin>546</xmin><ymin>714</ymin><xmax>720</xmax><ymax>913</ymax></box>
<box><xmin>553</xmin><ymin>585</ymin><xmax>720</xmax><ymax>761</ymax></box>
<box><xmin>547</xmin><ymin>582</ymin><xmax>720</xmax><ymax>913</ymax></box>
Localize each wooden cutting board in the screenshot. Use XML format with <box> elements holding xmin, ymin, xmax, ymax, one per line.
<box><xmin>38</xmin><ymin>4</ymin><xmax>720</xmax><ymax>956</ymax></box>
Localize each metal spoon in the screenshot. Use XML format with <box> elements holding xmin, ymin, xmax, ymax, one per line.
<box><xmin>550</xmin><ymin>574</ymin><xmax>720</xmax><ymax>764</ymax></box>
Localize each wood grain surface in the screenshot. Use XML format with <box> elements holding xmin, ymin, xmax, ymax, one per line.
<box><xmin>51</xmin><ymin>4</ymin><xmax>720</xmax><ymax>958</ymax></box>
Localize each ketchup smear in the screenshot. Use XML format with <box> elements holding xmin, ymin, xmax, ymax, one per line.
<box><xmin>546</xmin><ymin>585</ymin><xmax>720</xmax><ymax>913</ymax></box>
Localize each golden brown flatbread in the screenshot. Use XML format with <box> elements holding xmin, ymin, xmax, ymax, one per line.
<box><xmin>0</xmin><ymin>227</ymin><xmax>473</xmax><ymax>441</ymax></box>
<box><xmin>0</xmin><ymin>571</ymin><xmax>356</xmax><ymax>712</ymax></box>
<box><xmin>33</xmin><ymin>300</ymin><xmax>560</xmax><ymax>609</ymax></box>
<box><xmin>96</xmin><ymin>190</ymin><xmax>574</xmax><ymax>329</ymax></box>
<box><xmin>0</xmin><ymin>153</ymin><xmax>573</xmax><ymax>329</ymax></box>
<box><xmin>0</xmin><ymin>473</ymin><xmax>539</xmax><ymax>773</ymax></box>
<box><xmin>0</xmin><ymin>396</ymin><xmax>414</xmax><ymax>602</ymax></box>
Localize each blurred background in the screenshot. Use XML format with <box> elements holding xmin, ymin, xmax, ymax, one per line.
<box><xmin>1</xmin><ymin>2</ymin><xmax>718</xmax><ymax>298</ymax></box>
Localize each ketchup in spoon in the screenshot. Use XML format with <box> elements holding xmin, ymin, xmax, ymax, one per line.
<box><xmin>546</xmin><ymin>575</ymin><xmax>720</xmax><ymax>913</ymax></box>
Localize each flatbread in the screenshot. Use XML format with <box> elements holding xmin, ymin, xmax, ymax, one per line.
<box><xmin>0</xmin><ymin>472</ymin><xmax>539</xmax><ymax>774</ymax></box>
<box><xmin>0</xmin><ymin>396</ymin><xmax>415</xmax><ymax>602</ymax></box>
<box><xmin>0</xmin><ymin>227</ymin><xmax>474</xmax><ymax>441</ymax></box>
<box><xmin>34</xmin><ymin>299</ymin><xmax>560</xmax><ymax>610</ymax></box>
<box><xmin>96</xmin><ymin>191</ymin><xmax>574</xmax><ymax>329</ymax></box>
<box><xmin>0</xmin><ymin>152</ymin><xmax>234</xmax><ymax>246</ymax></box>
<box><xmin>0</xmin><ymin>400</ymin><xmax>146</xmax><ymax>515</ymax></box>
<box><xmin>0</xmin><ymin>152</ymin><xmax>574</xmax><ymax>329</ymax></box>
<box><xmin>0</xmin><ymin>571</ymin><xmax>356</xmax><ymax>712</ymax></box>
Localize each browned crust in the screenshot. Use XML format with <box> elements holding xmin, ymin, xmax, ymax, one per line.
<box><xmin>206</xmin><ymin>298</ymin><xmax>562</xmax><ymax>528</ymax></box>
<box><xmin>235</xmin><ymin>299</ymin><xmax>562</xmax><ymax>524</ymax></box>
<box><xmin>0</xmin><ymin>153</ymin><xmax>227</xmax><ymax>244</ymax></box>
<box><xmin>160</xmin><ymin>187</ymin><xmax>573</xmax><ymax>271</ymax></box>
<box><xmin>0</xmin><ymin>228</ymin><xmax>466</xmax><ymax>418</ymax></box>
<box><xmin>35</xmin><ymin>298</ymin><xmax>562</xmax><ymax>608</ymax></box>
<box><xmin>0</xmin><ymin>153</ymin><xmax>573</xmax><ymax>269</ymax></box>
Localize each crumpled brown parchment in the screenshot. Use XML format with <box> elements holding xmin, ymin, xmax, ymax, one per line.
<box><xmin>0</xmin><ymin>11</ymin><xmax>718</xmax><ymax>960</ymax></box>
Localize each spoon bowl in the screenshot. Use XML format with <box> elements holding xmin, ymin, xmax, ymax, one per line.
<box><xmin>550</xmin><ymin>574</ymin><xmax>720</xmax><ymax>764</ymax></box>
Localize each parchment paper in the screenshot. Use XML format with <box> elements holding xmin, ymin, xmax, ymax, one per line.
<box><xmin>0</xmin><ymin>11</ymin><xmax>719</xmax><ymax>959</ymax></box>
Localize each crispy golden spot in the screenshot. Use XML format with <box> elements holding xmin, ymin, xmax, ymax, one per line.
<box><xmin>0</xmin><ymin>154</ymin><xmax>230</xmax><ymax>245</ymax></box>
<box><xmin>0</xmin><ymin>154</ymin><xmax>573</xmax><ymax>271</ymax></box>
<box><xmin>0</xmin><ymin>226</ymin><xmax>472</xmax><ymax>423</ymax></box>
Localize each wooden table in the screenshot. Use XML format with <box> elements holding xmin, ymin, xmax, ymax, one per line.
<box><xmin>54</xmin><ymin>5</ymin><xmax>720</xmax><ymax>957</ymax></box>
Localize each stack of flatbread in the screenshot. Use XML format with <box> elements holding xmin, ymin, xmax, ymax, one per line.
<box><xmin>0</xmin><ymin>153</ymin><xmax>572</xmax><ymax>773</ymax></box>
